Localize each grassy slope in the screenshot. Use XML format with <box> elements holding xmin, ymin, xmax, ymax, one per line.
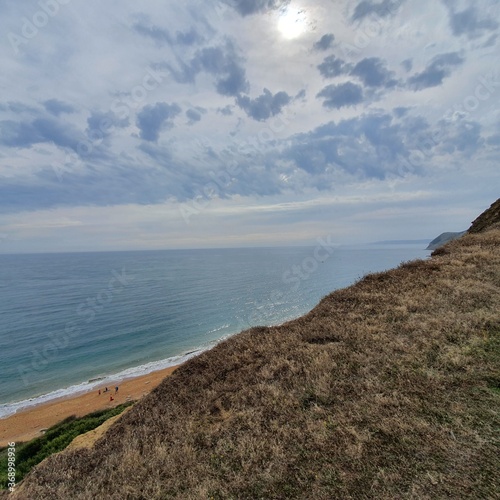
<box><xmin>468</xmin><ymin>199</ymin><xmax>500</xmax><ymax>234</ymax></box>
<box><xmin>11</xmin><ymin>204</ymin><xmax>500</xmax><ymax>499</ymax></box>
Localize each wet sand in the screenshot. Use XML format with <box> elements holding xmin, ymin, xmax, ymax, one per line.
<box><xmin>0</xmin><ymin>365</ymin><xmax>179</xmax><ymax>447</ymax></box>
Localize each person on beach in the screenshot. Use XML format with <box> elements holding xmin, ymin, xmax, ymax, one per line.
<box><xmin>115</xmin><ymin>386</ymin><xmax>118</xmax><ymax>394</ymax></box>
<box><xmin>110</xmin><ymin>396</ymin><xmax>114</xmax><ymax>402</ymax></box>
<box><xmin>98</xmin><ymin>389</ymin><xmax>101</xmax><ymax>395</ymax></box>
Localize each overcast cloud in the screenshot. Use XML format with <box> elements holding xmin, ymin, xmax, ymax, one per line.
<box><xmin>0</xmin><ymin>0</ymin><xmax>499</xmax><ymax>252</ymax></box>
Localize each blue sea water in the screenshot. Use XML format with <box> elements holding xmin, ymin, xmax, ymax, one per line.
<box><xmin>0</xmin><ymin>245</ymin><xmax>429</xmax><ymax>418</ymax></box>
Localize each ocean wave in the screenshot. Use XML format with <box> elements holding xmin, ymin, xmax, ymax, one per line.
<box><xmin>206</xmin><ymin>324</ymin><xmax>230</xmax><ymax>335</ymax></box>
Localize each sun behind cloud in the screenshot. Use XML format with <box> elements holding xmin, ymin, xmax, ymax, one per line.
<box><xmin>277</xmin><ymin>5</ymin><xmax>310</xmax><ymax>39</ymax></box>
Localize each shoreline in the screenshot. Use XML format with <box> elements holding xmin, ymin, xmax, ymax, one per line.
<box><xmin>0</xmin><ymin>364</ymin><xmax>179</xmax><ymax>447</ymax></box>
<box><xmin>0</xmin><ymin>348</ymin><xmax>208</xmax><ymax>420</ymax></box>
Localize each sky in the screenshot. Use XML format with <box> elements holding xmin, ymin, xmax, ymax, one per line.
<box><xmin>0</xmin><ymin>0</ymin><xmax>499</xmax><ymax>253</ymax></box>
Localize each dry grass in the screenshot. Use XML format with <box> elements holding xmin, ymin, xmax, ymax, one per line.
<box><xmin>65</xmin><ymin>407</ymin><xmax>134</xmax><ymax>452</ymax></box>
<box><xmin>468</xmin><ymin>199</ymin><xmax>500</xmax><ymax>234</ymax></box>
<box><xmin>9</xmin><ymin>203</ymin><xmax>500</xmax><ymax>499</ymax></box>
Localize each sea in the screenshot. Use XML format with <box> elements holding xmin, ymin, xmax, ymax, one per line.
<box><xmin>0</xmin><ymin>244</ymin><xmax>430</xmax><ymax>418</ymax></box>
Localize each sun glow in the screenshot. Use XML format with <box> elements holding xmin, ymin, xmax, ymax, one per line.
<box><xmin>277</xmin><ymin>7</ymin><xmax>309</xmax><ymax>39</ymax></box>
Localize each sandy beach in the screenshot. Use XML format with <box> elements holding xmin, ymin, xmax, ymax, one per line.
<box><xmin>0</xmin><ymin>365</ymin><xmax>179</xmax><ymax>447</ymax></box>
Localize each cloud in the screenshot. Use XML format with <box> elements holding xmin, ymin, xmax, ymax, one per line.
<box><xmin>136</xmin><ymin>102</ymin><xmax>181</xmax><ymax>142</ymax></box>
<box><xmin>436</xmin><ymin>119</ymin><xmax>483</xmax><ymax>157</ymax></box>
<box><xmin>137</xmin><ymin>142</ymin><xmax>173</xmax><ymax>163</ymax></box>
<box><xmin>401</xmin><ymin>59</ymin><xmax>413</xmax><ymax>72</ymax></box>
<box><xmin>194</xmin><ymin>41</ymin><xmax>249</xmax><ymax>96</ymax></box>
<box><xmin>0</xmin><ymin>121</ymin><xmax>40</xmax><ymax>148</ymax></box>
<box><xmin>176</xmin><ymin>28</ymin><xmax>203</xmax><ymax>45</ymax></box>
<box><xmin>133</xmin><ymin>20</ymin><xmax>203</xmax><ymax>46</ymax></box>
<box><xmin>351</xmin><ymin>57</ymin><xmax>397</xmax><ymax>88</ymax></box>
<box><xmin>158</xmin><ymin>59</ymin><xmax>199</xmax><ymax>84</ymax></box>
<box><xmin>86</xmin><ymin>110</ymin><xmax>129</xmax><ymax>139</ymax></box>
<box><xmin>317</xmin><ymin>55</ymin><xmax>351</xmax><ymax>78</ymax></box>
<box><xmin>295</xmin><ymin>89</ymin><xmax>306</xmax><ymax>100</ymax></box>
<box><xmin>216</xmin><ymin>65</ymin><xmax>248</xmax><ymax>96</ymax></box>
<box><xmin>393</xmin><ymin>106</ymin><xmax>409</xmax><ymax>118</ymax></box>
<box><xmin>351</xmin><ymin>0</ymin><xmax>404</xmax><ymax>22</ymax></box>
<box><xmin>0</xmin><ymin>160</ymin><xmax>182</xmax><ymax>214</ymax></box>
<box><xmin>43</xmin><ymin>99</ymin><xmax>76</xmax><ymax>117</ymax></box>
<box><xmin>283</xmin><ymin>111</ymin><xmax>456</xmax><ymax>183</ymax></box>
<box><xmin>151</xmin><ymin>39</ymin><xmax>249</xmax><ymax>95</ymax></box>
<box><xmin>0</xmin><ymin>109</ymin><xmax>491</xmax><ymax>219</ymax></box>
<box><xmin>486</xmin><ymin>134</ymin><xmax>500</xmax><ymax>146</ymax></box>
<box><xmin>224</xmin><ymin>0</ymin><xmax>290</xmax><ymax>16</ymax></box>
<box><xmin>313</xmin><ymin>33</ymin><xmax>335</xmax><ymax>51</ymax></box>
<box><xmin>0</xmin><ymin>102</ymin><xmax>39</xmax><ymax>114</ymax></box>
<box><xmin>133</xmin><ymin>21</ymin><xmax>171</xmax><ymax>44</ymax></box>
<box><xmin>0</xmin><ymin>116</ymin><xmax>82</xmax><ymax>151</ymax></box>
<box><xmin>286</xmin><ymin>112</ymin><xmax>409</xmax><ymax>179</ymax></box>
<box><xmin>186</xmin><ymin>108</ymin><xmax>202</xmax><ymax>124</ymax></box>
<box><xmin>408</xmin><ymin>52</ymin><xmax>465</xmax><ymax>90</ymax></box>
<box><xmin>316</xmin><ymin>82</ymin><xmax>364</xmax><ymax>109</ymax></box>
<box><xmin>236</xmin><ymin>88</ymin><xmax>292</xmax><ymax>121</ymax></box>
<box><xmin>446</xmin><ymin>5</ymin><xmax>498</xmax><ymax>39</ymax></box>
<box><xmin>217</xmin><ymin>105</ymin><xmax>234</xmax><ymax>116</ymax></box>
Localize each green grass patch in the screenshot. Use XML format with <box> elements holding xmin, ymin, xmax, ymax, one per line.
<box><xmin>0</xmin><ymin>401</ymin><xmax>133</xmax><ymax>489</ymax></box>
<box><xmin>469</xmin><ymin>322</ymin><xmax>500</xmax><ymax>390</ymax></box>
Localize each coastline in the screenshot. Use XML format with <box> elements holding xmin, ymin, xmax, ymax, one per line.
<box><xmin>0</xmin><ymin>365</ymin><xmax>179</xmax><ymax>447</ymax></box>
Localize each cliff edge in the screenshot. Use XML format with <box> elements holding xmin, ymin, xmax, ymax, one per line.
<box><xmin>468</xmin><ymin>198</ymin><xmax>500</xmax><ymax>233</ymax></box>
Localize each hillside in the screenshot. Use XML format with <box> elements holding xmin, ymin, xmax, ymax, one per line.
<box><xmin>9</xmin><ymin>200</ymin><xmax>500</xmax><ymax>499</ymax></box>
<box><xmin>469</xmin><ymin>198</ymin><xmax>500</xmax><ymax>233</ymax></box>
<box><xmin>426</xmin><ymin>231</ymin><xmax>465</xmax><ymax>250</ymax></box>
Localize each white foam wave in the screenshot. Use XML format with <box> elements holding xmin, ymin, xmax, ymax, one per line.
<box><xmin>206</xmin><ymin>323</ymin><xmax>230</xmax><ymax>335</ymax></box>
